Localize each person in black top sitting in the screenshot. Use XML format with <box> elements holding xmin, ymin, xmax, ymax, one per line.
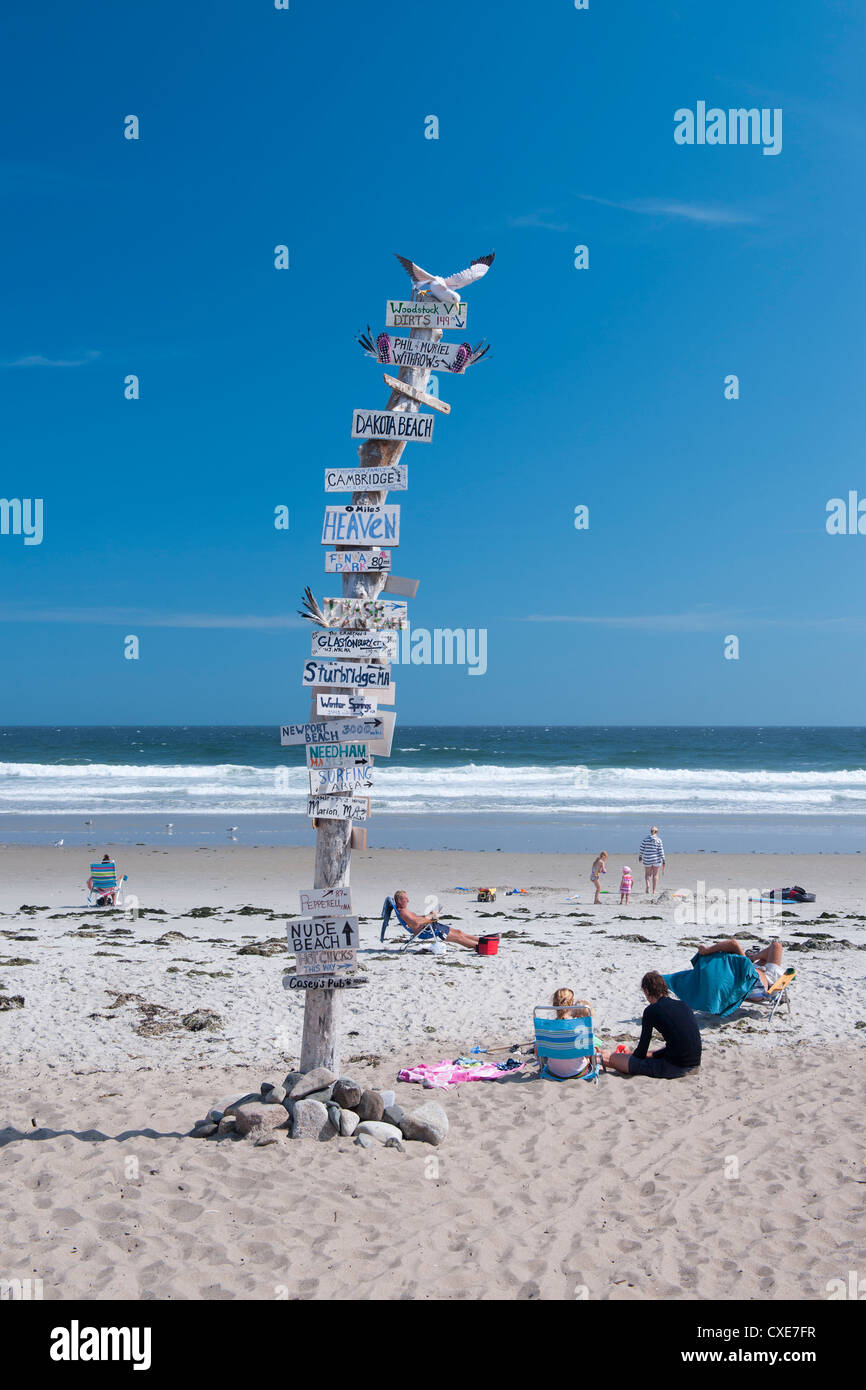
<box><xmin>601</xmin><ymin>970</ymin><xmax>701</xmax><ymax>1078</ymax></box>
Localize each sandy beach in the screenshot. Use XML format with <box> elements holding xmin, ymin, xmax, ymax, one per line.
<box><xmin>1</xmin><ymin>846</ymin><xmax>864</xmax><ymax>1300</ymax></box>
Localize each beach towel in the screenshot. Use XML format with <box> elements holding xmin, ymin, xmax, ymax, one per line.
<box><xmin>397</xmin><ymin>1058</ymin><xmax>526</xmax><ymax>1088</ymax></box>
<box><xmin>663</xmin><ymin>951</ymin><xmax>760</xmax><ymax>1017</ymax></box>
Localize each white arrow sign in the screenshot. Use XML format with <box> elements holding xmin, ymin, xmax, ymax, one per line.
<box><xmin>325</xmin><ymin>463</ymin><xmax>409</xmax><ymax>491</ymax></box>
<box><xmin>310</xmin><ymin>629</ymin><xmax>398</xmax><ymax>660</ymax></box>
<box><xmin>385</xmin><ymin>299</ymin><xmax>467</xmax><ymax>329</ymax></box>
<box><xmin>322</xmin><ymin>505</ymin><xmax>400</xmax><ymax>546</ymax></box>
<box><xmin>299</xmin><ymin>886</ymin><xmax>353</xmax><ymax>914</ymax></box>
<box><xmin>322</xmin><ymin>597</ymin><xmax>407</xmax><ymax>630</ymax></box>
<box><xmin>281</xmin><ymin>717</ymin><xmax>386</xmax><ymax>747</ymax></box>
<box><xmin>309</xmin><ymin>764</ymin><xmax>374</xmax><ymax>794</ymax></box>
<box><xmin>302</xmin><ymin>659</ymin><xmax>393</xmax><ymax>691</ymax></box>
<box><xmin>351</xmin><ymin>409</ymin><xmax>433</xmax><ymax>443</ymax></box>
<box><xmin>324</xmin><ymin>548</ymin><xmax>392</xmax><ymax>573</ymax></box>
<box><xmin>307</xmin><ymin>794</ymin><xmax>370</xmax><ymax>822</ymax></box>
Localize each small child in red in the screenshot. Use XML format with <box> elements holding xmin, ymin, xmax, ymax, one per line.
<box><xmin>619</xmin><ymin>866</ymin><xmax>633</xmax><ymax>905</ymax></box>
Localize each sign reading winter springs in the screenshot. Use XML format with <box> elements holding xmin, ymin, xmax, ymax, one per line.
<box><xmin>322</xmin><ymin>597</ymin><xmax>408</xmax><ymax>629</ymax></box>
<box><xmin>321</xmin><ymin>505</ymin><xmax>400</xmax><ymax>546</ymax></box>
<box><xmin>325</xmin><ymin>463</ymin><xmax>409</xmax><ymax>491</ymax></box>
<box><xmin>315</xmin><ymin>692</ymin><xmax>380</xmax><ymax>717</ymax></box>
<box><xmin>385</xmin><ymin>299</ymin><xmax>467</xmax><ymax>329</ymax></box>
<box><xmin>350</xmin><ymin>410</ymin><xmax>433</xmax><ymax>444</ymax></box>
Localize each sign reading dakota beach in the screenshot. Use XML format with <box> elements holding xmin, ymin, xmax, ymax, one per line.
<box><xmin>321</xmin><ymin>505</ymin><xmax>400</xmax><ymax>545</ymax></box>
<box><xmin>351</xmin><ymin>410</ymin><xmax>433</xmax><ymax>443</ymax></box>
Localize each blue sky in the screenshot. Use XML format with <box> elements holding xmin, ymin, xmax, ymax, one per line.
<box><xmin>1</xmin><ymin>0</ymin><xmax>865</xmax><ymax>725</ymax></box>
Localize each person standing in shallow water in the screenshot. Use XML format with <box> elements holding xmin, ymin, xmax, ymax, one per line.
<box><xmin>638</xmin><ymin>826</ymin><xmax>665</xmax><ymax>897</ymax></box>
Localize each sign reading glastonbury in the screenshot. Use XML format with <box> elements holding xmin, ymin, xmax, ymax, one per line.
<box><xmin>324</xmin><ymin>549</ymin><xmax>392</xmax><ymax>573</ymax></box>
<box><xmin>385</xmin><ymin>299</ymin><xmax>467</xmax><ymax>329</ymax></box>
<box><xmin>350</xmin><ymin>410</ymin><xmax>433</xmax><ymax>443</ymax></box>
<box><xmin>321</xmin><ymin>505</ymin><xmax>400</xmax><ymax>545</ymax></box>
<box><xmin>325</xmin><ymin>463</ymin><xmax>408</xmax><ymax>491</ymax></box>
<box><xmin>310</xmin><ymin>629</ymin><xmax>398</xmax><ymax>660</ymax></box>
<box><xmin>322</xmin><ymin>596</ymin><xmax>408</xmax><ymax>629</ymax></box>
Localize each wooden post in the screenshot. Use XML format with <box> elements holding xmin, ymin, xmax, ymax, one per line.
<box><xmin>298</xmin><ymin>314</ymin><xmax>441</xmax><ymax>1074</ymax></box>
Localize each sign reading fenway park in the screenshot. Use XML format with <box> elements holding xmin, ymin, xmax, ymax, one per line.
<box><xmin>324</xmin><ymin>548</ymin><xmax>392</xmax><ymax>573</ymax></box>
<box><xmin>350</xmin><ymin>410</ymin><xmax>433</xmax><ymax>443</ymax></box>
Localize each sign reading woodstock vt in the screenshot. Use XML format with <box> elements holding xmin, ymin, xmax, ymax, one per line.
<box><xmin>306</xmin><ymin>794</ymin><xmax>369</xmax><ymax>821</ymax></box>
<box><xmin>322</xmin><ymin>597</ymin><xmax>408</xmax><ymax>629</ymax></box>
<box><xmin>321</xmin><ymin>505</ymin><xmax>400</xmax><ymax>545</ymax></box>
<box><xmin>385</xmin><ymin>299</ymin><xmax>466</xmax><ymax>329</ymax></box>
<box><xmin>350</xmin><ymin>410</ymin><xmax>433</xmax><ymax>443</ymax></box>
<box><xmin>324</xmin><ymin>549</ymin><xmax>392</xmax><ymax>573</ymax></box>
<box><xmin>325</xmin><ymin>464</ymin><xmax>408</xmax><ymax>492</ymax></box>
<box><xmin>302</xmin><ymin>659</ymin><xmax>393</xmax><ymax>690</ymax></box>
<box><xmin>310</xmin><ymin>629</ymin><xmax>398</xmax><ymax>660</ymax></box>
<box><xmin>309</xmin><ymin>764</ymin><xmax>374</xmax><ymax>794</ymax></box>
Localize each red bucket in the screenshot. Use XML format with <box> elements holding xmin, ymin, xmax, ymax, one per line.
<box><xmin>477</xmin><ymin>934</ymin><xmax>500</xmax><ymax>956</ymax></box>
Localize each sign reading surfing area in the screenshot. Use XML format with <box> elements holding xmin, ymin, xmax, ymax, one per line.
<box><xmin>325</xmin><ymin>548</ymin><xmax>392</xmax><ymax>573</ymax></box>
<box><xmin>325</xmin><ymin>463</ymin><xmax>409</xmax><ymax>491</ymax></box>
<box><xmin>350</xmin><ymin>410</ymin><xmax>433</xmax><ymax>443</ymax></box>
<box><xmin>322</xmin><ymin>505</ymin><xmax>400</xmax><ymax>545</ymax></box>
<box><xmin>309</xmin><ymin>764</ymin><xmax>374</xmax><ymax>794</ymax></box>
<box><xmin>385</xmin><ymin>299</ymin><xmax>467</xmax><ymax>329</ymax></box>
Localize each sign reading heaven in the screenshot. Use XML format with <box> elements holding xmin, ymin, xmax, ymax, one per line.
<box><xmin>350</xmin><ymin>410</ymin><xmax>433</xmax><ymax>443</ymax></box>
<box><xmin>385</xmin><ymin>299</ymin><xmax>467</xmax><ymax>329</ymax></box>
<box><xmin>325</xmin><ymin>463</ymin><xmax>409</xmax><ymax>491</ymax></box>
<box><xmin>322</xmin><ymin>597</ymin><xmax>407</xmax><ymax>629</ymax></box>
<box><xmin>322</xmin><ymin>505</ymin><xmax>400</xmax><ymax>545</ymax></box>
<box><xmin>302</xmin><ymin>659</ymin><xmax>393</xmax><ymax>690</ymax></box>
<box><xmin>310</xmin><ymin>629</ymin><xmax>398</xmax><ymax>660</ymax></box>
<box><xmin>324</xmin><ymin>549</ymin><xmax>392</xmax><ymax>573</ymax></box>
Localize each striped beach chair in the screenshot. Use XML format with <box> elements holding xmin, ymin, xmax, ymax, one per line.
<box><xmin>87</xmin><ymin>861</ymin><xmax>127</xmax><ymax>906</ymax></box>
<box><xmin>533</xmin><ymin>1003</ymin><xmax>601</xmax><ymax>1084</ymax></box>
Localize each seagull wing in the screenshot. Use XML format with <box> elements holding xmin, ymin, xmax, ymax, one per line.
<box><xmin>444</xmin><ymin>252</ymin><xmax>495</xmax><ymax>290</ymax></box>
<box><xmin>395</xmin><ymin>253</ymin><xmax>434</xmax><ymax>285</ymax></box>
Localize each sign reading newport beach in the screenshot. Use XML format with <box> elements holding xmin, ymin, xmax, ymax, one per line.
<box><xmin>324</xmin><ymin>549</ymin><xmax>391</xmax><ymax>573</ymax></box>
<box><xmin>385</xmin><ymin>299</ymin><xmax>467</xmax><ymax>329</ymax></box>
<box><xmin>310</xmin><ymin>629</ymin><xmax>398</xmax><ymax>660</ymax></box>
<box><xmin>302</xmin><ymin>659</ymin><xmax>393</xmax><ymax>690</ymax></box>
<box><xmin>323</xmin><ymin>596</ymin><xmax>407</xmax><ymax>629</ymax></box>
<box><xmin>351</xmin><ymin>410</ymin><xmax>433</xmax><ymax>443</ymax></box>
<box><xmin>280</xmin><ymin>717</ymin><xmax>386</xmax><ymax>746</ymax></box>
<box><xmin>325</xmin><ymin>464</ymin><xmax>408</xmax><ymax>491</ymax></box>
<box><xmin>322</xmin><ymin>505</ymin><xmax>400</xmax><ymax>545</ymax></box>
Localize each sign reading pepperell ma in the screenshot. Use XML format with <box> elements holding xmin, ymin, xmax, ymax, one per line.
<box><xmin>299</xmin><ymin>886</ymin><xmax>353</xmax><ymax>915</ymax></box>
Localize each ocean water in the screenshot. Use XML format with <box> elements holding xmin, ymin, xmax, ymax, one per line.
<box><xmin>1</xmin><ymin>728</ymin><xmax>865</xmax><ymax>852</ymax></box>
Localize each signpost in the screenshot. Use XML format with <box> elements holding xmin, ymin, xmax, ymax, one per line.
<box><xmin>321</xmin><ymin>505</ymin><xmax>400</xmax><ymax>545</ymax></box>
<box><xmin>350</xmin><ymin>409</ymin><xmax>433</xmax><ymax>443</ymax></box>
<box><xmin>310</xmin><ymin>629</ymin><xmax>398</xmax><ymax>660</ymax></box>
<box><xmin>299</xmin><ymin>886</ymin><xmax>352</xmax><ymax>914</ymax></box>
<box><xmin>383</xmin><ymin>374</ymin><xmax>451</xmax><ymax>414</ymax></box>
<box><xmin>305</xmin><ymin>742</ymin><xmax>371</xmax><ymax>768</ymax></box>
<box><xmin>309</xmin><ymin>764</ymin><xmax>374</xmax><ymax>794</ymax></box>
<box><xmin>306</xmin><ymin>794</ymin><xmax>369</xmax><ymax>822</ymax></box>
<box><xmin>365</xmin><ymin>335</ymin><xmax>481</xmax><ymax>374</ymax></box>
<box><xmin>385</xmin><ymin>299</ymin><xmax>467</xmax><ymax>329</ymax></box>
<box><xmin>302</xmin><ymin>659</ymin><xmax>393</xmax><ymax>690</ymax></box>
<box><xmin>325</xmin><ymin>464</ymin><xmax>408</xmax><ymax>491</ymax></box>
<box><xmin>322</xmin><ymin>596</ymin><xmax>407</xmax><ymax>629</ymax></box>
<box><xmin>325</xmin><ymin>549</ymin><xmax>392</xmax><ymax>573</ymax></box>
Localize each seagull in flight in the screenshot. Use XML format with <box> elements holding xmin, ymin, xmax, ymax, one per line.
<box><xmin>395</xmin><ymin>252</ymin><xmax>494</xmax><ymax>302</ymax></box>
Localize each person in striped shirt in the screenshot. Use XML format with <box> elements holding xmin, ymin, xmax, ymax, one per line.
<box><xmin>638</xmin><ymin>827</ymin><xmax>665</xmax><ymax>896</ymax></box>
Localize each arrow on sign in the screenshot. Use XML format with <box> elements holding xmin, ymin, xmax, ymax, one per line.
<box><xmin>342</xmin><ymin>922</ymin><xmax>354</xmax><ymax>945</ymax></box>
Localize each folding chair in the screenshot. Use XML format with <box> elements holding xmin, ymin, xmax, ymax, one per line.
<box><xmin>87</xmin><ymin>861</ymin><xmax>128</xmax><ymax>906</ymax></box>
<box><xmin>750</xmin><ymin>967</ymin><xmax>796</xmax><ymax>1023</ymax></box>
<box><xmin>380</xmin><ymin>895</ymin><xmax>445</xmax><ymax>953</ymax></box>
<box><xmin>533</xmin><ymin>1003</ymin><xmax>601</xmax><ymax>1084</ymax></box>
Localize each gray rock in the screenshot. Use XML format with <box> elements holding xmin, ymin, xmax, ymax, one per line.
<box><xmin>263</xmin><ymin>1084</ymin><xmax>287</xmax><ymax>1105</ymax></box>
<box><xmin>291</xmin><ymin>1098</ymin><xmax>338</xmax><ymax>1141</ymax></box>
<box><xmin>254</xmin><ymin>1132</ymin><xmax>283</xmax><ymax>1148</ymax></box>
<box><xmin>332</xmin><ymin>1078</ymin><xmax>362</xmax><ymax>1110</ymax></box>
<box><xmin>217</xmin><ymin>1115</ymin><xmax>237</xmax><ymax>1136</ymax></box>
<box><xmin>354</xmin><ymin>1133</ymin><xmax>374</xmax><ymax>1149</ymax></box>
<box><xmin>302</xmin><ymin>1086</ymin><xmax>334</xmax><ymax>1105</ymax></box>
<box><xmin>339</xmin><ymin>1108</ymin><xmax>360</xmax><ymax>1137</ymax></box>
<box><xmin>399</xmin><ymin>1101</ymin><xmax>449</xmax><ymax>1146</ymax></box>
<box><xmin>190</xmin><ymin>1122</ymin><xmax>217</xmax><ymax>1138</ymax></box>
<box><xmin>233</xmin><ymin>1102</ymin><xmax>290</xmax><ymax>1138</ymax></box>
<box><xmin>383</xmin><ymin>1104</ymin><xmax>404</xmax><ymax>1130</ymax></box>
<box><xmin>282</xmin><ymin>1070</ymin><xmax>303</xmax><ymax>1093</ymax></box>
<box><xmin>357</xmin><ymin>1089</ymin><xmax>385</xmax><ymax>1123</ymax></box>
<box><xmin>380</xmin><ymin>1090</ymin><xmax>396</xmax><ymax>1109</ymax></box>
<box><xmin>384</xmin><ymin>1137</ymin><xmax>405</xmax><ymax>1152</ymax></box>
<box><xmin>223</xmin><ymin>1092</ymin><xmax>263</xmax><ymax>1118</ymax></box>
<box><xmin>290</xmin><ymin>1067</ymin><xmax>336</xmax><ymax>1100</ymax></box>
<box><xmin>354</xmin><ymin>1121</ymin><xmax>402</xmax><ymax>1144</ymax></box>
<box><xmin>206</xmin><ymin>1108</ymin><xmax>223</xmax><ymax>1125</ymax></box>
<box><xmin>326</xmin><ymin>1101</ymin><xmax>342</xmax><ymax>1132</ymax></box>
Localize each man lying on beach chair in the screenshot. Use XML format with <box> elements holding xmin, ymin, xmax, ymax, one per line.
<box><xmin>86</xmin><ymin>855</ymin><xmax>128</xmax><ymax>907</ymax></box>
<box><xmin>665</xmin><ymin>937</ymin><xmax>795</xmax><ymax>1022</ymax></box>
<box><xmin>380</xmin><ymin>890</ymin><xmax>480</xmax><ymax>952</ymax></box>
<box><xmin>533</xmin><ymin>990</ymin><xmax>600</xmax><ymax>1084</ymax></box>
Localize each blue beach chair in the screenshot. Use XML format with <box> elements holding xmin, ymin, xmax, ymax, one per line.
<box><xmin>87</xmin><ymin>861</ymin><xmax>128</xmax><ymax>907</ymax></box>
<box><xmin>533</xmin><ymin>1003</ymin><xmax>601</xmax><ymax>1084</ymax></box>
<box><xmin>380</xmin><ymin>895</ymin><xmax>447</xmax><ymax>952</ymax></box>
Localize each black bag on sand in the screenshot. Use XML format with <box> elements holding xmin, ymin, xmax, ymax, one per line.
<box><xmin>766</xmin><ymin>885</ymin><xmax>816</xmax><ymax>903</ymax></box>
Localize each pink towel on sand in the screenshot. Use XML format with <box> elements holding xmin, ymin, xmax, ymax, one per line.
<box><xmin>397</xmin><ymin>1059</ymin><xmax>525</xmax><ymax>1088</ymax></box>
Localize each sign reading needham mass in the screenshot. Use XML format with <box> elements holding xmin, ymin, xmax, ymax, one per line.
<box><xmin>325</xmin><ymin>463</ymin><xmax>408</xmax><ymax>491</ymax></box>
<box><xmin>302</xmin><ymin>659</ymin><xmax>393</xmax><ymax>690</ymax></box>
<box><xmin>310</xmin><ymin>629</ymin><xmax>398</xmax><ymax>660</ymax></box>
<box><xmin>385</xmin><ymin>299</ymin><xmax>467</xmax><ymax>329</ymax></box>
<box><xmin>305</xmin><ymin>742</ymin><xmax>371</xmax><ymax>769</ymax></box>
<box><xmin>351</xmin><ymin>410</ymin><xmax>433</xmax><ymax>444</ymax></box>
<box><xmin>324</xmin><ymin>548</ymin><xmax>392</xmax><ymax>573</ymax></box>
<box><xmin>322</xmin><ymin>505</ymin><xmax>400</xmax><ymax>546</ymax></box>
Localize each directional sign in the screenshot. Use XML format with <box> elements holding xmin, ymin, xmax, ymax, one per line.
<box><xmin>315</xmin><ymin>712</ymin><xmax>393</xmax><ymax>756</ymax></box>
<box><xmin>351</xmin><ymin>409</ymin><xmax>434</xmax><ymax>443</ymax></box>
<box><xmin>283</xmin><ymin>975</ymin><xmax>369</xmax><ymax>990</ymax></box>
<box><xmin>325</xmin><ymin>463</ymin><xmax>408</xmax><ymax>492</ymax></box>
<box><xmin>294</xmin><ymin>947</ymin><xmax>357</xmax><ymax>976</ymax></box>
<box><xmin>366</xmin><ymin>336</ymin><xmax>478</xmax><ymax>374</ymax></box>
<box><xmin>322</xmin><ymin>505</ymin><xmax>400</xmax><ymax>546</ymax></box>
<box><xmin>382</xmin><ymin>575</ymin><xmax>419</xmax><ymax>600</ymax></box>
<box><xmin>287</xmin><ymin>915</ymin><xmax>359</xmax><ymax>954</ymax></box>
<box><xmin>384</xmin><ymin>374</ymin><xmax>451</xmax><ymax>415</ymax></box>
<box><xmin>299</xmin><ymin>886</ymin><xmax>353</xmax><ymax>915</ymax></box>
<box><xmin>310</xmin><ymin>629</ymin><xmax>398</xmax><ymax>660</ymax></box>
<box><xmin>385</xmin><ymin>299</ymin><xmax>467</xmax><ymax>330</ymax></box>
<box><xmin>309</xmin><ymin>764</ymin><xmax>374</xmax><ymax>794</ymax></box>
<box><xmin>305</xmin><ymin>741</ymin><xmax>371</xmax><ymax>769</ymax></box>
<box><xmin>282</xmin><ymin>717</ymin><xmax>386</xmax><ymax>748</ymax></box>
<box><xmin>323</xmin><ymin>597</ymin><xmax>407</xmax><ymax>630</ymax></box>
<box><xmin>315</xmin><ymin>692</ymin><xmax>379</xmax><ymax>717</ymax></box>
<box><xmin>307</xmin><ymin>794</ymin><xmax>370</xmax><ymax>822</ymax></box>
<box><xmin>325</xmin><ymin>548</ymin><xmax>392</xmax><ymax>573</ymax></box>
<box><xmin>302</xmin><ymin>659</ymin><xmax>393</xmax><ymax>691</ymax></box>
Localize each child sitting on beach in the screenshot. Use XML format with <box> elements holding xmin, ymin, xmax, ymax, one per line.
<box><xmin>620</xmin><ymin>866</ymin><xmax>633</xmax><ymax>905</ymax></box>
<box><xmin>545</xmin><ymin>988</ymin><xmax>592</xmax><ymax>1077</ymax></box>
<box><xmin>590</xmin><ymin>851</ymin><xmax>608</xmax><ymax>904</ymax></box>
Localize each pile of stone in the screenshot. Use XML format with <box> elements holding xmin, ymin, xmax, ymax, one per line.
<box><xmin>190</xmin><ymin>1066</ymin><xmax>448</xmax><ymax>1151</ymax></box>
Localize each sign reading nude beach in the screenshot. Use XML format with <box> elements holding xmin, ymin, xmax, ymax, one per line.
<box><xmin>321</xmin><ymin>505</ymin><xmax>400</xmax><ymax>546</ymax></box>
